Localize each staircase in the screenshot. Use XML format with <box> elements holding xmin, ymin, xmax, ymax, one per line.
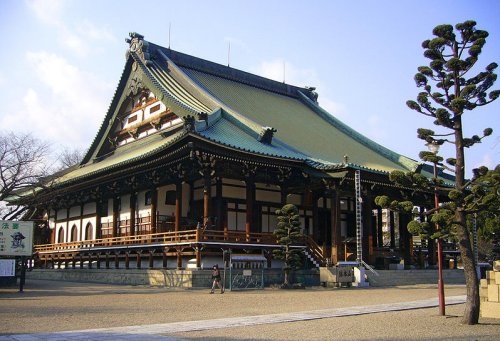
<box><xmin>303</xmin><ymin>248</ymin><xmax>321</xmax><ymax>268</ymax></box>
<box><xmin>302</xmin><ymin>236</ymin><xmax>327</xmax><ymax>268</ymax></box>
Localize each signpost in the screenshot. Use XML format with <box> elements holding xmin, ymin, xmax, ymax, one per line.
<box><xmin>0</xmin><ymin>220</ymin><xmax>34</xmax><ymax>292</ymax></box>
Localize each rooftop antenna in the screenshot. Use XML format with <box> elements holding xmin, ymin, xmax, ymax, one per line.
<box><xmin>168</xmin><ymin>22</ymin><xmax>171</xmax><ymax>49</ymax></box>
<box><xmin>227</xmin><ymin>41</ymin><xmax>231</xmax><ymax>67</ymax></box>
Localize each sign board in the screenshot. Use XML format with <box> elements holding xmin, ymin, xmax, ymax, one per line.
<box><xmin>0</xmin><ymin>259</ymin><xmax>16</xmax><ymax>276</ymax></box>
<box><xmin>0</xmin><ymin>220</ymin><xmax>34</xmax><ymax>256</ymax></box>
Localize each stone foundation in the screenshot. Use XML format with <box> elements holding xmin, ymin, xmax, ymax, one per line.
<box><xmin>26</xmin><ymin>268</ymin><xmax>320</xmax><ymax>288</ymax></box>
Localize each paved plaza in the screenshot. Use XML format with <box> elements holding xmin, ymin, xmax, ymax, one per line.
<box><xmin>0</xmin><ymin>280</ymin><xmax>499</xmax><ymax>340</ymax></box>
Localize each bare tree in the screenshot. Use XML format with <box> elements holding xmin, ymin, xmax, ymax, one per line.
<box><xmin>0</xmin><ymin>132</ymin><xmax>51</xmax><ymax>220</ymax></box>
<box><xmin>57</xmin><ymin>147</ymin><xmax>85</xmax><ymax>170</ymax></box>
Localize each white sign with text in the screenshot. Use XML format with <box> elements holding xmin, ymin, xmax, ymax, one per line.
<box><xmin>0</xmin><ymin>220</ymin><xmax>34</xmax><ymax>256</ymax></box>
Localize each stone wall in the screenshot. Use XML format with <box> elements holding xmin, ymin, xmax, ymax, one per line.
<box><xmin>367</xmin><ymin>269</ymin><xmax>465</xmax><ymax>287</ymax></box>
<box><xmin>26</xmin><ymin>268</ymin><xmax>320</xmax><ymax>288</ymax></box>
<box><xmin>480</xmin><ymin>260</ymin><xmax>500</xmax><ymax>319</ymax></box>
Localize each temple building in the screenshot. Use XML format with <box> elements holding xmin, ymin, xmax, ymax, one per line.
<box><xmin>11</xmin><ymin>33</ymin><xmax>449</xmax><ymax>271</ymax></box>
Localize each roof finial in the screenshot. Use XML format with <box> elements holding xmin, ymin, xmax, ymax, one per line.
<box><xmin>125</xmin><ymin>32</ymin><xmax>152</xmax><ymax>66</ymax></box>
<box><xmin>168</xmin><ymin>22</ymin><xmax>171</xmax><ymax>50</ymax></box>
<box><xmin>227</xmin><ymin>41</ymin><xmax>231</xmax><ymax>67</ymax></box>
<box><xmin>283</xmin><ymin>61</ymin><xmax>286</xmax><ymax>83</ymax></box>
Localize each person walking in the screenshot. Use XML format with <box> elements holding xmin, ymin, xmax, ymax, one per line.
<box><xmin>210</xmin><ymin>264</ymin><xmax>224</xmax><ymax>294</ymax></box>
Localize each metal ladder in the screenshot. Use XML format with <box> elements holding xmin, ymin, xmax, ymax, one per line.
<box><xmin>355</xmin><ymin>170</ymin><xmax>363</xmax><ymax>264</ymax></box>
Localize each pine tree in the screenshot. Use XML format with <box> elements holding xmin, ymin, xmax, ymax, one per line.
<box><xmin>376</xmin><ymin>20</ymin><xmax>499</xmax><ymax>325</ymax></box>
<box><xmin>273</xmin><ymin>204</ymin><xmax>303</xmax><ymax>287</ymax></box>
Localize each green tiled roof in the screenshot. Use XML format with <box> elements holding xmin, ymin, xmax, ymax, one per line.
<box><xmin>56</xmin><ymin>129</ymin><xmax>186</xmax><ymax>186</ymax></box>
<box><xmin>198</xmin><ymin>110</ymin><xmax>309</xmax><ymax>161</ymax></box>
<box><xmin>182</xmin><ymin>68</ymin><xmax>417</xmax><ymax>173</ymax></box>
<box><xmin>28</xmin><ymin>35</ymin><xmax>424</xmax><ymax>194</ymax></box>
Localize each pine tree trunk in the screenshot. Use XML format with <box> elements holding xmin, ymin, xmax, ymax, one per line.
<box><xmin>457</xmin><ymin>211</ymin><xmax>480</xmax><ymax>324</ymax></box>
<box><xmin>453</xmin><ymin>112</ymin><xmax>479</xmax><ymax>324</ymax></box>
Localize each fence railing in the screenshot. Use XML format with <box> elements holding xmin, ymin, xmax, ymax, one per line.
<box><xmin>35</xmin><ymin>229</ymin><xmax>280</xmax><ymax>253</ymax></box>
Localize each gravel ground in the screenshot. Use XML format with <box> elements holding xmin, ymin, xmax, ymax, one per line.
<box><xmin>0</xmin><ymin>279</ymin><xmax>498</xmax><ymax>340</ymax></box>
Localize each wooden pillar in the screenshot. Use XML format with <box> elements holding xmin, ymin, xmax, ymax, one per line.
<box><xmin>96</xmin><ymin>199</ymin><xmax>102</xmax><ymax>239</ymax></box>
<box><xmin>125</xmin><ymin>252</ymin><xmax>130</xmax><ymax>269</ymax></box>
<box><xmin>322</xmin><ymin>197</ymin><xmax>328</xmax><ymax>247</ymax></box>
<box><xmin>175</xmin><ymin>182</ymin><xmax>182</xmax><ymax>232</ymax></box>
<box><xmin>130</xmin><ymin>193</ymin><xmax>136</xmax><ymax>236</ymax></box>
<box><xmin>105</xmin><ymin>252</ymin><xmax>110</xmax><ymax>269</ymax></box>
<box><xmin>114</xmin><ymin>253</ymin><xmax>119</xmax><ymax>269</ymax></box>
<box><xmin>163</xmin><ymin>249</ymin><xmax>168</xmax><ymax>268</ymax></box>
<box><xmin>246</xmin><ymin>180</ymin><xmax>255</xmax><ymax>240</ymax></box>
<box><xmin>280</xmin><ymin>186</ymin><xmax>287</xmax><ymax>206</ymax></box>
<box><xmin>389</xmin><ymin>210</ymin><xmax>396</xmax><ymax>249</ymax></box>
<box><xmin>50</xmin><ymin>225</ymin><xmax>56</xmax><ymax>244</ymax></box>
<box><xmin>176</xmin><ymin>248</ymin><xmax>183</xmax><ymax>269</ymax></box>
<box><xmin>377</xmin><ymin>208</ymin><xmax>383</xmax><ymax>247</ymax></box>
<box><xmin>195</xmin><ymin>246</ymin><xmax>201</xmax><ymax>269</ymax></box>
<box><xmin>216</xmin><ymin>178</ymin><xmax>223</xmax><ymax>230</ymax></box>
<box><xmin>203</xmin><ymin>176</ymin><xmax>211</xmax><ymax>227</ymax></box>
<box><xmin>151</xmin><ymin>187</ymin><xmax>158</xmax><ymax>234</ymax></box>
<box><xmin>330</xmin><ymin>190</ymin><xmax>341</xmax><ymax>264</ymax></box>
<box><xmin>112</xmin><ymin>197</ymin><xmax>119</xmax><ymax>238</ymax></box>
<box><xmin>136</xmin><ymin>251</ymin><xmax>141</xmax><ymax>269</ymax></box>
<box><xmin>312</xmin><ymin>192</ymin><xmax>319</xmax><ymax>238</ymax></box>
<box><xmin>149</xmin><ymin>251</ymin><xmax>154</xmax><ymax>269</ymax></box>
<box><xmin>79</xmin><ymin>204</ymin><xmax>84</xmax><ymax>241</ymax></box>
<box><xmin>65</xmin><ymin>208</ymin><xmax>70</xmax><ymax>243</ymax></box>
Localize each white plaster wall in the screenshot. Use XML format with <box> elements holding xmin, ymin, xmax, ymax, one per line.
<box><xmin>157</xmin><ymin>184</ymin><xmax>176</xmax><ymax>216</ymax></box>
<box><xmin>287</xmin><ymin>194</ymin><xmax>301</xmax><ymax>206</ymax></box>
<box><xmin>48</xmin><ymin>217</ymin><xmax>56</xmax><ymax>230</ymax></box>
<box><xmin>68</xmin><ymin>219</ymin><xmax>81</xmax><ymax>241</ymax></box>
<box><xmin>82</xmin><ymin>217</ymin><xmax>96</xmax><ymax>240</ymax></box>
<box><xmin>56</xmin><ymin>224</ymin><xmax>66</xmax><ymax>243</ymax></box>
<box><xmin>120</xmin><ymin>195</ymin><xmax>131</xmax><ymax>221</ymax></box>
<box><xmin>144</xmin><ymin>101</ymin><xmax>166</xmax><ymax>120</ymax></box>
<box><xmin>256</xmin><ymin>188</ymin><xmax>281</xmax><ymax>203</ymax></box>
<box><xmin>137</xmin><ymin>190</ymin><xmax>151</xmax><ymax>218</ymax></box>
<box><xmin>222</xmin><ymin>183</ymin><xmax>245</xmax><ymax>199</ymax></box>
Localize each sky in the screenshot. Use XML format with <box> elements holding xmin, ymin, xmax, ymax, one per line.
<box><xmin>0</xmin><ymin>0</ymin><xmax>499</xmax><ymax>178</ymax></box>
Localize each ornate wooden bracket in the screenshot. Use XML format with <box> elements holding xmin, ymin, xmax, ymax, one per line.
<box><xmin>125</xmin><ymin>32</ymin><xmax>152</xmax><ymax>66</ymax></box>
<box><xmin>277</xmin><ymin>167</ymin><xmax>292</xmax><ymax>185</ymax></box>
<box><xmin>107</xmin><ymin>181</ymin><xmax>122</xmax><ymax>197</ymax></box>
<box><xmin>146</xmin><ymin>170</ymin><xmax>162</xmax><ymax>186</ymax></box>
<box><xmin>242</xmin><ymin>163</ymin><xmax>257</xmax><ymax>180</ymax></box>
<box><xmin>193</xmin><ymin>151</ymin><xmax>216</xmax><ymax>178</ymax></box>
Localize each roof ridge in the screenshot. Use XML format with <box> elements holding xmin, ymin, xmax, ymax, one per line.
<box><xmin>149</xmin><ymin>42</ymin><xmax>318</xmax><ymax>101</ymax></box>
